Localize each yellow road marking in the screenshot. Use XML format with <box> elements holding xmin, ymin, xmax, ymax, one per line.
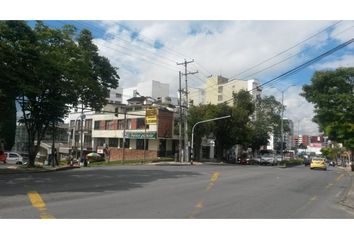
<box><xmin>210</xmin><ymin>172</ymin><xmax>220</xmax><ymax>182</ymax></box>
<box><xmin>27</xmin><ymin>191</ymin><xmax>55</xmax><ymax>219</ymax></box>
<box><xmin>336</xmin><ymin>173</ymin><xmax>344</xmax><ymax>182</ymax></box>
<box><xmin>206</xmin><ymin>171</ymin><xmax>220</xmax><ymax>191</ymax></box>
<box><xmin>195</xmin><ymin>200</ymin><xmax>204</xmax><ymax>209</ymax></box>
<box><xmin>309</xmin><ymin>196</ymin><xmax>317</xmax><ymax>202</ymax></box>
<box><xmin>326</xmin><ymin>183</ymin><xmax>334</xmax><ymax>189</ymax></box>
<box><xmin>189</xmin><ymin>172</ymin><xmax>220</xmax><ymax>218</ymax></box>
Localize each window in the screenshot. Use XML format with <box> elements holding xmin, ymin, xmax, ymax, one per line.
<box><xmin>96</xmin><ymin>138</ymin><xmax>106</xmax><ymax>147</ymax></box>
<box><xmin>137</xmin><ymin>118</ymin><xmax>145</xmax><ymax>129</ymax></box>
<box><xmin>127</xmin><ymin>119</ymin><xmax>132</xmax><ymax>129</ymax></box>
<box><xmin>85</xmin><ymin>119</ymin><xmax>92</xmax><ymax>130</ymax></box>
<box><xmin>109</xmin><ymin>138</ymin><xmax>118</xmax><ymax>147</ymax></box>
<box><xmin>84</xmin><ymin>135</ymin><xmax>92</xmax><ymax>147</ymax></box>
<box><xmin>115</xmin><ymin>93</ymin><xmax>122</xmax><ymax>98</ymax></box>
<box><xmin>94</xmin><ymin>121</ymin><xmax>100</xmax><ymax>130</ymax></box>
<box><xmin>218</xmin><ymin>95</ymin><xmax>223</xmax><ymax>101</ymax></box>
<box><xmin>124</xmin><ymin>139</ymin><xmax>130</xmax><ymax>148</ymax></box>
<box><xmin>118</xmin><ymin>120</ymin><xmax>124</xmax><ymax>129</ymax></box>
<box><xmin>218</xmin><ymin>86</ymin><xmax>223</xmax><ymax>93</ymax></box>
<box><xmin>105</xmin><ymin>120</ymin><xmax>113</xmax><ymax>130</ymax></box>
<box><xmin>136</xmin><ymin>139</ymin><xmax>148</xmax><ymax>150</ymax></box>
<box><xmin>70</xmin><ymin>120</ymin><xmax>75</xmax><ymax>128</ymax></box>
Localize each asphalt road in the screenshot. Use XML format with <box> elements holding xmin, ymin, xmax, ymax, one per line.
<box><xmin>0</xmin><ymin>164</ymin><xmax>353</xmax><ymax>218</ymax></box>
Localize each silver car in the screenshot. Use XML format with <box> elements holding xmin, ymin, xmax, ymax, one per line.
<box><xmin>5</xmin><ymin>152</ymin><xmax>24</xmax><ymax>164</ymax></box>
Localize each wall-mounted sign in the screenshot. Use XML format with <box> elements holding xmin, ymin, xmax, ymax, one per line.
<box><xmin>125</xmin><ymin>131</ymin><xmax>157</xmax><ymax>139</ymax></box>
<box><xmin>145</xmin><ymin>107</ymin><xmax>157</xmax><ymax>124</ymax></box>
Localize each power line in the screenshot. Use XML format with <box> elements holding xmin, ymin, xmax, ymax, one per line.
<box><xmin>228</xmin><ymin>21</ymin><xmax>342</xmax><ymax>80</ymax></box>
<box><xmin>189</xmin><ymin>22</ymin><xmax>353</xmax><ymax>98</ymax></box>
<box><xmin>223</xmin><ymin>38</ymin><xmax>354</xmax><ymax>104</ymax></box>
<box><xmin>56</xmin><ymin>20</ymin><xmax>179</xmax><ymax>73</ymax></box>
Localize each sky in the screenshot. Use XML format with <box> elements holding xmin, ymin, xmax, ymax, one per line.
<box><xmin>36</xmin><ymin>20</ymin><xmax>354</xmax><ymax>136</ymax></box>
<box><xmin>3</xmin><ymin>0</ymin><xmax>354</xmax><ymax>239</ymax></box>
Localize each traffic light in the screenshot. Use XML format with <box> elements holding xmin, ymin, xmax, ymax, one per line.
<box><xmin>114</xmin><ymin>107</ymin><xmax>119</xmax><ymax>117</ymax></box>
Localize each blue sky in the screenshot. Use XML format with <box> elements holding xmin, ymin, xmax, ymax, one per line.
<box><xmin>24</xmin><ymin>20</ymin><xmax>354</xmax><ymax>135</ymax></box>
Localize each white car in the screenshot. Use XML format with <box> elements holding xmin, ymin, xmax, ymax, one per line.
<box><xmin>5</xmin><ymin>152</ymin><xmax>24</xmax><ymax>164</ymax></box>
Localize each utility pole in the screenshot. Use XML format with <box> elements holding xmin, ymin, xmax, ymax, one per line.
<box><xmin>177</xmin><ymin>59</ymin><xmax>198</xmax><ymax>163</ymax></box>
<box><xmin>122</xmin><ymin>106</ymin><xmax>127</xmax><ymax>164</ymax></box>
<box><xmin>280</xmin><ymin>91</ymin><xmax>284</xmax><ymax>162</ymax></box>
<box><xmin>178</xmin><ymin>71</ymin><xmax>183</xmax><ymax>162</ymax></box>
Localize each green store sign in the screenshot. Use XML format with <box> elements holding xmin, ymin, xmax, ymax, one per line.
<box><xmin>125</xmin><ymin>131</ymin><xmax>157</xmax><ymax>139</ymax></box>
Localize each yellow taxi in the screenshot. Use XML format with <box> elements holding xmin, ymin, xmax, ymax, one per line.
<box><xmin>310</xmin><ymin>157</ymin><xmax>327</xmax><ymax>170</ymax></box>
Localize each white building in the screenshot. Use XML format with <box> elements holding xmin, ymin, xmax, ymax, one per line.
<box><xmin>106</xmin><ymin>87</ymin><xmax>123</xmax><ymax>104</ymax></box>
<box><xmin>189</xmin><ymin>75</ymin><xmax>261</xmax><ymax>106</ymax></box>
<box><xmin>136</xmin><ymin>80</ymin><xmax>170</xmax><ymax>100</ymax></box>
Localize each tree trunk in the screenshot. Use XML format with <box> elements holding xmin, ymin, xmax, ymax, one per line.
<box><xmin>0</xmin><ymin>95</ymin><xmax>16</xmax><ymax>151</ymax></box>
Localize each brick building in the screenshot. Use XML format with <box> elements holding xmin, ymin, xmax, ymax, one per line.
<box><xmin>68</xmin><ymin>102</ymin><xmax>179</xmax><ymax>161</ymax></box>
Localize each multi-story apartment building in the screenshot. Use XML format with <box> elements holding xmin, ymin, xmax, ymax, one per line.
<box><xmin>136</xmin><ymin>80</ymin><xmax>169</xmax><ymax>100</ymax></box>
<box><xmin>107</xmin><ymin>87</ymin><xmax>123</xmax><ymax>104</ymax></box>
<box><xmin>283</xmin><ymin>118</ymin><xmax>294</xmax><ymax>150</ymax></box>
<box><xmin>293</xmin><ymin>134</ymin><xmax>310</xmax><ymax>147</ymax></box>
<box><xmin>189</xmin><ymin>75</ymin><xmax>261</xmax><ymax>106</ymax></box>
<box><xmin>68</xmin><ymin>98</ymin><xmax>179</xmax><ymax>161</ymax></box>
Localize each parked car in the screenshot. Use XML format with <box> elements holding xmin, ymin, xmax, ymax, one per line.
<box><xmin>260</xmin><ymin>153</ymin><xmax>277</xmax><ymax>166</ymax></box>
<box><xmin>4</xmin><ymin>152</ymin><xmax>24</xmax><ymax>164</ymax></box>
<box><xmin>0</xmin><ymin>151</ymin><xmax>7</xmax><ymax>163</ymax></box>
<box><xmin>310</xmin><ymin>157</ymin><xmax>327</xmax><ymax>170</ymax></box>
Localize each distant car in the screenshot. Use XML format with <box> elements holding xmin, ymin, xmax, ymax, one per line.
<box><xmin>304</xmin><ymin>158</ymin><xmax>311</xmax><ymax>166</ymax></box>
<box><xmin>4</xmin><ymin>152</ymin><xmax>24</xmax><ymax>164</ymax></box>
<box><xmin>0</xmin><ymin>151</ymin><xmax>7</xmax><ymax>163</ymax></box>
<box><xmin>260</xmin><ymin>154</ymin><xmax>277</xmax><ymax>166</ymax></box>
<box><xmin>310</xmin><ymin>158</ymin><xmax>327</xmax><ymax>170</ymax></box>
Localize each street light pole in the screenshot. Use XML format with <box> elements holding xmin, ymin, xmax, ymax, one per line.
<box><xmin>280</xmin><ymin>91</ymin><xmax>284</xmax><ymax>162</ymax></box>
<box><xmin>191</xmin><ymin>115</ymin><xmax>231</xmax><ymax>164</ymax></box>
<box><xmin>276</xmin><ymin>85</ymin><xmax>295</xmax><ymax>162</ymax></box>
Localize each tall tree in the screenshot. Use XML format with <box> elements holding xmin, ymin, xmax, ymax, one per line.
<box><xmin>76</xmin><ymin>29</ymin><xmax>119</xmax><ymax>110</ymax></box>
<box><xmin>6</xmin><ymin>22</ymin><xmax>120</xmax><ymax>167</ymax></box>
<box><xmin>301</xmin><ymin>67</ymin><xmax>354</xmax><ymax>154</ymax></box>
<box><xmin>0</xmin><ymin>21</ymin><xmax>37</xmax><ymax>150</ymax></box>
<box><xmin>248</xmin><ymin>95</ymin><xmax>283</xmax><ymax>154</ymax></box>
<box><xmin>188</xmin><ymin>90</ymin><xmax>255</xmax><ymax>161</ymax></box>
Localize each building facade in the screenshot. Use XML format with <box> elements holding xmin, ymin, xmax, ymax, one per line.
<box><xmin>189</xmin><ymin>75</ymin><xmax>261</xmax><ymax>106</ymax></box>
<box><xmin>68</xmin><ymin>104</ymin><xmax>179</xmax><ymax>161</ymax></box>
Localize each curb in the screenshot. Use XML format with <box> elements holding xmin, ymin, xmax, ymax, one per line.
<box><xmin>147</xmin><ymin>161</ymin><xmax>204</xmax><ymax>166</ymax></box>
<box><xmin>0</xmin><ymin>165</ymin><xmax>80</xmax><ymax>175</ymax></box>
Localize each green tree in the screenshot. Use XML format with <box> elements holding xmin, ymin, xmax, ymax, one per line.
<box><xmin>2</xmin><ymin>21</ymin><xmax>119</xmax><ymax>167</ymax></box>
<box><xmin>188</xmin><ymin>90</ymin><xmax>254</xmax><ymax>161</ymax></box>
<box><xmin>76</xmin><ymin>29</ymin><xmax>119</xmax><ymax>110</ymax></box>
<box><xmin>301</xmin><ymin>67</ymin><xmax>354</xmax><ymax>153</ymax></box>
<box><xmin>248</xmin><ymin>95</ymin><xmax>283</xmax><ymax>154</ymax></box>
<box><xmin>0</xmin><ymin>21</ymin><xmax>37</xmax><ymax>150</ymax></box>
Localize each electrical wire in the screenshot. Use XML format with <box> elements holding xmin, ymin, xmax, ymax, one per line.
<box><xmin>223</xmin><ymin>38</ymin><xmax>354</xmax><ymax>104</ymax></box>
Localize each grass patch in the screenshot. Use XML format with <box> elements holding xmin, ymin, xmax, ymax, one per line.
<box><xmin>279</xmin><ymin>158</ymin><xmax>304</xmax><ymax>167</ymax></box>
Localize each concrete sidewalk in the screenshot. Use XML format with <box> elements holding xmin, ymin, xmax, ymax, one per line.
<box><xmin>339</xmin><ymin>166</ymin><xmax>354</xmax><ymax>210</ymax></box>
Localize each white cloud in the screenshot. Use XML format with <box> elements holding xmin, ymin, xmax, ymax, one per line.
<box><xmin>263</xmin><ymin>85</ymin><xmax>320</xmax><ymax>136</ymax></box>
<box><xmin>91</xmin><ymin>20</ymin><xmax>353</xmax><ymax>136</ymax></box>
<box><xmin>313</xmin><ymin>54</ymin><xmax>354</xmax><ymax>70</ymax></box>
